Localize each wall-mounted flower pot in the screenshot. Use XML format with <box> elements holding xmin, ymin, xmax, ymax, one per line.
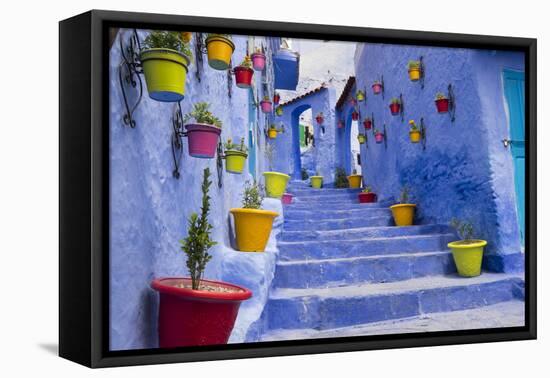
<box><xmin>409</xmin><ymin>130</ymin><xmax>421</xmax><ymax>143</ymax></box>
<box><xmin>316</xmin><ymin>115</ymin><xmax>324</xmax><ymax>124</ymax></box>
<box><xmin>356</xmin><ymin>90</ymin><xmax>366</xmax><ymax>102</ymax></box>
<box><xmin>263</xmin><ymin>172</ymin><xmax>290</xmax><ymax>198</ymax></box>
<box><xmin>310</xmin><ymin>176</ymin><xmax>323</xmax><ymax>189</ymax></box>
<box><xmin>251</xmin><ymin>52</ymin><xmax>266</xmax><ymax>71</ymax></box>
<box><xmin>151</xmin><ymin>277</ymin><xmax>252</xmax><ymax>348</ymax></box>
<box><xmin>230</xmin><ymin>208</ymin><xmax>279</xmax><ymax>251</ymax></box>
<box><xmin>447</xmin><ymin>240</ymin><xmax>487</xmax><ymax>277</ymax></box>
<box><xmin>363</xmin><ymin>119</ymin><xmax>372</xmax><ymax>130</ymax></box>
<box><xmin>260</xmin><ymin>100</ymin><xmax>273</xmax><ymax>113</ymax></box>
<box><xmin>205</xmin><ymin>35</ymin><xmax>235</xmax><ymax>70</ymax></box>
<box><xmin>185</xmin><ymin>123</ymin><xmax>222</xmax><ymax>158</ymax></box>
<box><xmin>273</xmin><ymin>93</ymin><xmax>280</xmax><ymax>105</ymax></box>
<box><xmin>275</xmin><ymin>106</ymin><xmax>283</xmax><ymax>116</ymax></box>
<box><xmin>390</xmin><ymin>204</ymin><xmax>416</xmax><ymax>226</ymax></box>
<box><xmin>358</xmin><ymin>192</ymin><xmax>377</xmax><ymax>203</ymax></box>
<box><xmin>234</xmin><ymin>66</ymin><xmax>254</xmax><ymax>88</ymax></box>
<box><xmin>268</xmin><ymin>129</ymin><xmax>278</xmax><ymax>139</ymax></box>
<box><xmin>348</xmin><ymin>174</ymin><xmax>362</xmax><ymax>188</ymax></box>
<box><xmin>282</xmin><ymin>193</ymin><xmax>293</xmax><ymax>205</ymax></box>
<box><xmin>352</xmin><ymin>111</ymin><xmax>359</xmax><ymax>121</ymax></box>
<box><xmin>225</xmin><ymin>150</ymin><xmax>248</xmax><ymax>174</ymax></box>
<box><xmin>357</xmin><ymin>134</ymin><xmax>366</xmax><ymax>144</ymax></box>
<box><xmin>374</xmin><ymin>132</ymin><xmax>384</xmax><ymax>144</ymax></box>
<box><xmin>140</xmin><ymin>48</ymin><xmax>190</xmax><ymax>102</ymax></box>
<box><xmin>408</xmin><ymin>68</ymin><xmax>421</xmax><ymax>81</ymax></box>
<box><xmin>372</xmin><ymin>83</ymin><xmax>383</xmax><ymax>94</ymax></box>
<box><xmin>435</xmin><ymin>98</ymin><xmax>450</xmax><ymax>113</ymax></box>
<box><xmin>389</xmin><ymin>103</ymin><xmax>401</xmax><ymax>115</ymax></box>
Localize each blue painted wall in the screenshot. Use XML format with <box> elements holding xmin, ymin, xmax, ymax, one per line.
<box><xmin>353</xmin><ymin>43</ymin><xmax>524</xmax><ymax>272</ymax></box>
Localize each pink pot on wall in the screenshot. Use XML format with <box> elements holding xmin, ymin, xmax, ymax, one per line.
<box><xmin>185</xmin><ymin>123</ymin><xmax>222</xmax><ymax>158</ymax></box>
<box><xmin>260</xmin><ymin>101</ymin><xmax>273</xmax><ymax>113</ymax></box>
<box><xmin>251</xmin><ymin>53</ymin><xmax>266</xmax><ymax>71</ymax></box>
<box><xmin>282</xmin><ymin>193</ymin><xmax>293</xmax><ymax>205</ymax></box>
<box><xmin>372</xmin><ymin>83</ymin><xmax>383</xmax><ymax>94</ymax></box>
<box><xmin>375</xmin><ymin>132</ymin><xmax>384</xmax><ymax>144</ymax></box>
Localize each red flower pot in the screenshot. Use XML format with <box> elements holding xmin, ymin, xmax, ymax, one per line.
<box><xmin>151</xmin><ymin>277</ymin><xmax>252</xmax><ymax>348</ymax></box>
<box><xmin>316</xmin><ymin>116</ymin><xmax>324</xmax><ymax>124</ymax></box>
<box><xmin>389</xmin><ymin>103</ymin><xmax>401</xmax><ymax>115</ymax></box>
<box><xmin>358</xmin><ymin>192</ymin><xmax>377</xmax><ymax>203</ymax></box>
<box><xmin>375</xmin><ymin>132</ymin><xmax>384</xmax><ymax>143</ymax></box>
<box><xmin>435</xmin><ymin>98</ymin><xmax>450</xmax><ymax>113</ymax></box>
<box><xmin>338</xmin><ymin>121</ymin><xmax>344</xmax><ymax>129</ymax></box>
<box><xmin>282</xmin><ymin>193</ymin><xmax>293</xmax><ymax>204</ymax></box>
<box><xmin>273</xmin><ymin>94</ymin><xmax>280</xmax><ymax>105</ymax></box>
<box><xmin>260</xmin><ymin>100</ymin><xmax>273</xmax><ymax>113</ymax></box>
<box><xmin>234</xmin><ymin>66</ymin><xmax>254</xmax><ymax>88</ymax></box>
<box><xmin>363</xmin><ymin>120</ymin><xmax>372</xmax><ymax>130</ymax></box>
<box><xmin>251</xmin><ymin>52</ymin><xmax>266</xmax><ymax>71</ymax></box>
<box><xmin>372</xmin><ymin>83</ymin><xmax>382</xmax><ymax>94</ymax></box>
<box><xmin>352</xmin><ymin>112</ymin><xmax>359</xmax><ymax>121</ymax></box>
<box><xmin>185</xmin><ymin>123</ymin><xmax>222</xmax><ymax>158</ymax></box>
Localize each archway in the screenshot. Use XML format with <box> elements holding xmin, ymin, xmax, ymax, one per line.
<box><xmin>343</xmin><ymin>108</ymin><xmax>362</xmax><ymax>175</ymax></box>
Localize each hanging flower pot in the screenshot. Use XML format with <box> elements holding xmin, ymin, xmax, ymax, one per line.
<box><xmin>282</xmin><ymin>193</ymin><xmax>293</xmax><ymax>205</ymax></box>
<box><xmin>316</xmin><ymin>112</ymin><xmax>324</xmax><ymax>124</ymax></box>
<box><xmin>183</xmin><ymin>102</ymin><xmax>222</xmax><ymax>158</ymax></box>
<box><xmin>268</xmin><ymin>128</ymin><xmax>278</xmax><ymax>139</ymax></box>
<box><xmin>275</xmin><ymin>106</ymin><xmax>283</xmax><ymax>116</ymax></box>
<box><xmin>273</xmin><ymin>92</ymin><xmax>280</xmax><ymax>105</ymax></box>
<box><xmin>389</xmin><ymin>98</ymin><xmax>401</xmax><ymax>115</ymax></box>
<box><xmin>363</xmin><ymin>118</ymin><xmax>372</xmax><ymax>130</ymax></box>
<box><xmin>435</xmin><ymin>93</ymin><xmax>450</xmax><ymax>113</ymax></box>
<box><xmin>234</xmin><ymin>56</ymin><xmax>254</xmax><ymax>88</ymax></box>
<box><xmin>251</xmin><ymin>49</ymin><xmax>266</xmax><ymax>71</ymax></box>
<box><xmin>260</xmin><ymin>97</ymin><xmax>273</xmax><ymax>113</ymax></box>
<box><xmin>356</xmin><ymin>90</ymin><xmax>366</xmax><ymax>102</ymax></box>
<box><xmin>338</xmin><ymin>120</ymin><xmax>344</xmax><ymax>129</ymax></box>
<box><xmin>374</xmin><ymin>130</ymin><xmax>384</xmax><ymax>144</ymax></box>
<box><xmin>358</xmin><ymin>187</ymin><xmax>377</xmax><ymax>203</ymax></box>
<box><xmin>352</xmin><ymin>111</ymin><xmax>359</xmax><ymax>121</ymax></box>
<box><xmin>372</xmin><ymin>81</ymin><xmax>383</xmax><ymax>94</ymax></box>
<box><xmin>205</xmin><ymin>34</ymin><xmax>235</xmax><ymax>70</ymax></box>
<box><xmin>310</xmin><ymin>175</ymin><xmax>323</xmax><ymax>189</ymax></box>
<box><xmin>350</xmin><ymin>98</ymin><xmax>357</xmax><ymax>106</ymax></box>
<box><xmin>409</xmin><ymin>120</ymin><xmax>421</xmax><ymax>143</ymax></box>
<box><xmin>408</xmin><ymin>60</ymin><xmax>421</xmax><ymax>81</ymax></box>
<box><xmin>263</xmin><ymin>172</ymin><xmax>290</xmax><ymax>198</ymax></box>
<box><xmin>180</xmin><ymin>32</ymin><xmax>193</xmax><ymax>43</ymax></box>
<box><xmin>140</xmin><ymin>31</ymin><xmax>192</xmax><ymax>102</ymax></box>
<box><xmin>224</xmin><ymin>138</ymin><xmax>248</xmax><ymax>174</ymax></box>
<box><xmin>347</xmin><ymin>171</ymin><xmax>362</xmax><ymax>188</ymax></box>
<box><xmin>448</xmin><ymin>219</ymin><xmax>486</xmax><ymax>277</ymax></box>
<box><xmin>357</xmin><ymin>134</ymin><xmax>366</xmax><ymax>145</ymax></box>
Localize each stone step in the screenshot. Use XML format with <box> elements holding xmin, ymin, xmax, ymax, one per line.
<box><xmin>288</xmin><ymin>201</ymin><xmax>387</xmax><ymax>211</ymax></box>
<box><xmin>283</xmin><ymin>216</ymin><xmax>393</xmax><ymax>231</ymax></box>
<box><xmin>288</xmin><ymin>188</ymin><xmax>362</xmax><ymax>196</ymax></box>
<box><xmin>279</xmin><ymin>224</ymin><xmax>453</xmax><ymax>242</ymax></box>
<box><xmin>278</xmin><ymin>233</ymin><xmax>456</xmax><ymax>261</ymax></box>
<box><xmin>284</xmin><ymin>207</ymin><xmax>392</xmax><ymax>221</ymax></box>
<box><xmin>263</xmin><ymin>273</ymin><xmax>524</xmax><ymax>330</ymax></box>
<box><xmin>273</xmin><ymin>251</ymin><xmax>455</xmax><ymax>288</ymax></box>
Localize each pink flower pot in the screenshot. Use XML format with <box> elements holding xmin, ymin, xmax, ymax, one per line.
<box><xmin>282</xmin><ymin>193</ymin><xmax>293</xmax><ymax>205</ymax></box>
<box><xmin>372</xmin><ymin>83</ymin><xmax>382</xmax><ymax>94</ymax></box>
<box><xmin>251</xmin><ymin>53</ymin><xmax>266</xmax><ymax>71</ymax></box>
<box><xmin>375</xmin><ymin>132</ymin><xmax>384</xmax><ymax>144</ymax></box>
<box><xmin>260</xmin><ymin>101</ymin><xmax>273</xmax><ymax>113</ymax></box>
<box><xmin>185</xmin><ymin>123</ymin><xmax>222</xmax><ymax>158</ymax></box>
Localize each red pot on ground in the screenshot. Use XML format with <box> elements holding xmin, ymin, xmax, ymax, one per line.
<box><xmin>389</xmin><ymin>103</ymin><xmax>401</xmax><ymax>115</ymax></box>
<box><xmin>282</xmin><ymin>193</ymin><xmax>293</xmax><ymax>205</ymax></box>
<box><xmin>316</xmin><ymin>116</ymin><xmax>324</xmax><ymax>124</ymax></box>
<box><xmin>151</xmin><ymin>277</ymin><xmax>252</xmax><ymax>348</ymax></box>
<box><xmin>358</xmin><ymin>192</ymin><xmax>377</xmax><ymax>203</ymax></box>
<box><xmin>363</xmin><ymin>120</ymin><xmax>372</xmax><ymax>130</ymax></box>
<box><xmin>372</xmin><ymin>83</ymin><xmax>382</xmax><ymax>94</ymax></box>
<box><xmin>273</xmin><ymin>94</ymin><xmax>280</xmax><ymax>105</ymax></box>
<box><xmin>185</xmin><ymin>123</ymin><xmax>222</xmax><ymax>158</ymax></box>
<box><xmin>375</xmin><ymin>132</ymin><xmax>384</xmax><ymax>143</ymax></box>
<box><xmin>234</xmin><ymin>66</ymin><xmax>254</xmax><ymax>88</ymax></box>
<box><xmin>352</xmin><ymin>112</ymin><xmax>359</xmax><ymax>121</ymax></box>
<box><xmin>435</xmin><ymin>98</ymin><xmax>450</xmax><ymax>113</ymax></box>
<box><xmin>251</xmin><ymin>52</ymin><xmax>266</xmax><ymax>71</ymax></box>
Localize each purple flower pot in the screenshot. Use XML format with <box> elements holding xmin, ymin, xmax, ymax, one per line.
<box><xmin>282</xmin><ymin>193</ymin><xmax>293</xmax><ymax>205</ymax></box>
<box><xmin>260</xmin><ymin>101</ymin><xmax>273</xmax><ymax>113</ymax></box>
<box><xmin>185</xmin><ymin>123</ymin><xmax>222</xmax><ymax>158</ymax></box>
<box><xmin>251</xmin><ymin>53</ymin><xmax>266</xmax><ymax>71</ymax></box>
<box><xmin>375</xmin><ymin>132</ymin><xmax>384</xmax><ymax>144</ymax></box>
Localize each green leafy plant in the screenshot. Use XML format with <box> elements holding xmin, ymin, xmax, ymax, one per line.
<box><xmin>334</xmin><ymin>167</ymin><xmax>349</xmax><ymax>188</ymax></box>
<box><xmin>390</xmin><ymin>97</ymin><xmax>401</xmax><ymax>105</ymax></box>
<box><xmin>207</xmin><ymin>33</ymin><xmax>232</xmax><ymax>39</ymax></box>
<box><xmin>183</xmin><ymin>102</ymin><xmax>222</xmax><ymax>128</ymax></box>
<box><xmin>239</xmin><ymin>55</ymin><xmax>253</xmax><ymax>69</ymax></box>
<box><xmin>409</xmin><ymin>120</ymin><xmax>419</xmax><ymax>131</ymax></box>
<box><xmin>224</xmin><ymin>137</ymin><xmax>248</xmax><ymax>153</ymax></box>
<box><xmin>435</xmin><ymin>92</ymin><xmax>448</xmax><ymax>101</ymax></box>
<box><xmin>450</xmin><ymin>218</ymin><xmax>476</xmax><ymax>241</ymax></box>
<box><xmin>373</xmin><ymin>80</ymin><xmax>381</xmax><ymax>85</ymax></box>
<box><xmin>242</xmin><ymin>180</ymin><xmax>264</xmax><ymax>209</ymax></box>
<box><xmin>301</xmin><ymin>168</ymin><xmax>309</xmax><ymax>180</ymax></box>
<box><xmin>374</xmin><ymin>128</ymin><xmax>383</xmax><ymax>135</ymax></box>
<box><xmin>180</xmin><ymin>168</ymin><xmax>217</xmax><ymax>290</ymax></box>
<box><xmin>408</xmin><ymin>60</ymin><xmax>421</xmax><ymax>69</ymax></box>
<box><xmin>362</xmin><ymin>186</ymin><xmax>372</xmax><ymax>193</ymax></box>
<box><xmin>399</xmin><ymin>186</ymin><xmax>411</xmax><ymax>204</ymax></box>
<box><xmin>143</xmin><ymin>30</ymin><xmax>192</xmax><ymax>58</ymax></box>
<box><xmin>262</xmin><ymin>95</ymin><xmax>271</xmax><ymax>102</ymax></box>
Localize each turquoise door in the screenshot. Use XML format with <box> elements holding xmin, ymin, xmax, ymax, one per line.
<box><xmin>503</xmin><ymin>69</ymin><xmax>525</xmax><ymax>243</ymax></box>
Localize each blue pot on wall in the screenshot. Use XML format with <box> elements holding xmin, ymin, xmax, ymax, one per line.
<box><xmin>273</xmin><ymin>48</ymin><xmax>299</xmax><ymax>90</ymax></box>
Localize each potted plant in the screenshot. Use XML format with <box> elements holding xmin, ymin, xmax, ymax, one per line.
<box><xmin>408</xmin><ymin>60</ymin><xmax>421</xmax><ymax>81</ymax></box>
<box><xmin>363</xmin><ymin>117</ymin><xmax>372</xmax><ymax>130</ymax></box>
<box><xmin>390</xmin><ymin>186</ymin><xmax>416</xmax><ymax>226</ymax></box>
<box><xmin>374</xmin><ymin>129</ymin><xmax>384</xmax><ymax>144</ymax></box>
<box><xmin>273</xmin><ymin>92</ymin><xmax>280</xmax><ymax>105</ymax></box>
<box><xmin>389</xmin><ymin>98</ymin><xmax>401</xmax><ymax>115</ymax></box>
<box><xmin>356</xmin><ymin>90</ymin><xmax>366</xmax><ymax>102</ymax></box>
<box><xmin>268</xmin><ymin>124</ymin><xmax>279</xmax><ymax>139</ymax></box>
<box><xmin>357</xmin><ymin>133</ymin><xmax>366</xmax><ymax>145</ymax></box>
<box><xmin>334</xmin><ymin>167</ymin><xmax>349</xmax><ymax>188</ymax></box>
<box><xmin>282</xmin><ymin>193</ymin><xmax>293</xmax><ymax>205</ymax></box>
<box><xmin>140</xmin><ymin>31</ymin><xmax>192</xmax><ymax>102</ymax></box>
<box><xmin>338</xmin><ymin>119</ymin><xmax>344</xmax><ymax>129</ymax></box>
<box><xmin>275</xmin><ymin>106</ymin><xmax>284</xmax><ymax>116</ymax></box>
<box><xmin>183</xmin><ymin>102</ymin><xmax>222</xmax><ymax>158</ymax></box>
<box><xmin>151</xmin><ymin>168</ymin><xmax>252</xmax><ymax>348</ymax></box>
<box><xmin>224</xmin><ymin>137</ymin><xmax>248</xmax><ymax>174</ymax></box>
<box><xmin>260</xmin><ymin>96</ymin><xmax>273</xmax><ymax>113</ymax></box>
<box><xmin>230</xmin><ymin>180</ymin><xmax>279</xmax><ymax>252</ymax></box>
<box><xmin>310</xmin><ymin>170</ymin><xmax>323</xmax><ymax>189</ymax></box>
<box><xmin>358</xmin><ymin>186</ymin><xmax>377</xmax><ymax>203</ymax></box>
<box><xmin>262</xmin><ymin>143</ymin><xmax>290</xmax><ymax>198</ymax></box>
<box><xmin>205</xmin><ymin>34</ymin><xmax>235</xmax><ymax>70</ymax></box>
<box><xmin>352</xmin><ymin>110</ymin><xmax>360</xmax><ymax>121</ymax></box>
<box><xmin>448</xmin><ymin>219</ymin><xmax>487</xmax><ymax>277</ymax></box>
<box><xmin>234</xmin><ymin>56</ymin><xmax>254</xmax><ymax>88</ymax></box>
<box><xmin>372</xmin><ymin>80</ymin><xmax>383</xmax><ymax>94</ymax></box>
<box><xmin>347</xmin><ymin>169</ymin><xmax>362</xmax><ymax>188</ymax></box>
<box><xmin>316</xmin><ymin>112</ymin><xmax>324</xmax><ymax>124</ymax></box>
<box><xmin>435</xmin><ymin>92</ymin><xmax>450</xmax><ymax>113</ymax></box>
<box><xmin>408</xmin><ymin>119</ymin><xmax>421</xmax><ymax>143</ymax></box>
<box><xmin>251</xmin><ymin>47</ymin><xmax>266</xmax><ymax>71</ymax></box>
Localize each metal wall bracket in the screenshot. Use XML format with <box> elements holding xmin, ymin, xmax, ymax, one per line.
<box><xmin>399</xmin><ymin>93</ymin><xmax>405</xmax><ymax>122</ymax></box>
<box><xmin>216</xmin><ymin>141</ymin><xmax>224</xmax><ymax>189</ymax></box>
<box><xmin>171</xmin><ymin>102</ymin><xmax>187</xmax><ymax>179</ymax></box>
<box><xmin>448</xmin><ymin>83</ymin><xmax>456</xmax><ymax>122</ymax></box>
<box><xmin>419</xmin><ymin>56</ymin><xmax>425</xmax><ymax>89</ymax></box>
<box><xmin>383</xmin><ymin>123</ymin><xmax>388</xmax><ymax>150</ymax></box>
<box><xmin>381</xmin><ymin>75</ymin><xmax>385</xmax><ymax>99</ymax></box>
<box><xmin>420</xmin><ymin>117</ymin><xmax>427</xmax><ymax>150</ymax></box>
<box><xmin>194</xmin><ymin>32</ymin><xmax>205</xmax><ymax>82</ymax></box>
<box><xmin>118</xmin><ymin>29</ymin><xmax>143</xmax><ymax>128</ymax></box>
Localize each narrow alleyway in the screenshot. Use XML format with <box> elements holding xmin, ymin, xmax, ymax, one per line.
<box><xmin>259</xmin><ymin>181</ymin><xmax>525</xmax><ymax>340</ymax></box>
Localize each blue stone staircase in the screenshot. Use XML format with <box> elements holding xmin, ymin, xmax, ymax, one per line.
<box><xmin>253</xmin><ymin>181</ymin><xmax>525</xmax><ymax>340</ymax></box>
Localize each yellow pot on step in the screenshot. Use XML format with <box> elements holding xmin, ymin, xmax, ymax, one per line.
<box><xmin>225</xmin><ymin>150</ymin><xmax>247</xmax><ymax>174</ymax></box>
<box><xmin>390</xmin><ymin>203</ymin><xmax>416</xmax><ymax>226</ymax></box>
<box><xmin>205</xmin><ymin>35</ymin><xmax>235</xmax><ymax>70</ymax></box>
<box><xmin>263</xmin><ymin>172</ymin><xmax>290</xmax><ymax>198</ymax></box>
<box><xmin>409</xmin><ymin>130</ymin><xmax>421</xmax><ymax>143</ymax></box>
<box><xmin>448</xmin><ymin>240</ymin><xmax>487</xmax><ymax>277</ymax></box>
<box><xmin>408</xmin><ymin>68</ymin><xmax>421</xmax><ymax>81</ymax></box>
<box><xmin>348</xmin><ymin>175</ymin><xmax>362</xmax><ymax>188</ymax></box>
<box><xmin>140</xmin><ymin>48</ymin><xmax>190</xmax><ymax>102</ymax></box>
<box><xmin>230</xmin><ymin>208</ymin><xmax>279</xmax><ymax>252</ymax></box>
<box><xmin>310</xmin><ymin>176</ymin><xmax>323</xmax><ymax>189</ymax></box>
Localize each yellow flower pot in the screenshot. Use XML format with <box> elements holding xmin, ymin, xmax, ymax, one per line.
<box><xmin>268</xmin><ymin>129</ymin><xmax>278</xmax><ymax>139</ymax></box>
<box><xmin>230</xmin><ymin>208</ymin><xmax>279</xmax><ymax>252</ymax></box>
<box><xmin>448</xmin><ymin>240</ymin><xmax>487</xmax><ymax>277</ymax></box>
<box><xmin>225</xmin><ymin>150</ymin><xmax>248</xmax><ymax>174</ymax></box>
<box><xmin>347</xmin><ymin>175</ymin><xmax>362</xmax><ymax>188</ymax></box>
<box><xmin>181</xmin><ymin>32</ymin><xmax>193</xmax><ymax>43</ymax></box>
<box><xmin>263</xmin><ymin>172</ymin><xmax>290</xmax><ymax>198</ymax></box>
<box><xmin>310</xmin><ymin>176</ymin><xmax>323</xmax><ymax>189</ymax></box>
<box><xmin>140</xmin><ymin>48</ymin><xmax>190</xmax><ymax>102</ymax></box>
<box><xmin>408</xmin><ymin>68</ymin><xmax>421</xmax><ymax>81</ymax></box>
<box><xmin>205</xmin><ymin>35</ymin><xmax>235</xmax><ymax>70</ymax></box>
<box><xmin>390</xmin><ymin>203</ymin><xmax>416</xmax><ymax>226</ymax></box>
<box><xmin>409</xmin><ymin>130</ymin><xmax>421</xmax><ymax>143</ymax></box>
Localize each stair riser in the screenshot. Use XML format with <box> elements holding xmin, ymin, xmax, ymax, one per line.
<box><xmin>288</xmin><ymin>202</ymin><xmax>385</xmax><ymax>210</ymax></box>
<box><xmin>283</xmin><ymin>217</ymin><xmax>392</xmax><ymax>231</ymax></box>
<box><xmin>265</xmin><ymin>278</ymin><xmax>524</xmax><ymax>330</ymax></box>
<box><xmin>292</xmin><ymin>194</ymin><xmax>364</xmax><ymax>202</ymax></box>
<box><xmin>285</xmin><ymin>208</ymin><xmax>392</xmax><ymax>220</ymax></box>
<box><xmin>288</xmin><ymin>189</ymin><xmax>362</xmax><ymax>195</ymax></box>
<box><xmin>278</xmin><ymin>234</ymin><xmax>455</xmax><ymax>261</ymax></box>
<box><xmin>273</xmin><ymin>253</ymin><xmax>456</xmax><ymax>288</ymax></box>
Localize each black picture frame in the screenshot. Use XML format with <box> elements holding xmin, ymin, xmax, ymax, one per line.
<box><xmin>59</xmin><ymin>9</ymin><xmax>537</xmax><ymax>368</ymax></box>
